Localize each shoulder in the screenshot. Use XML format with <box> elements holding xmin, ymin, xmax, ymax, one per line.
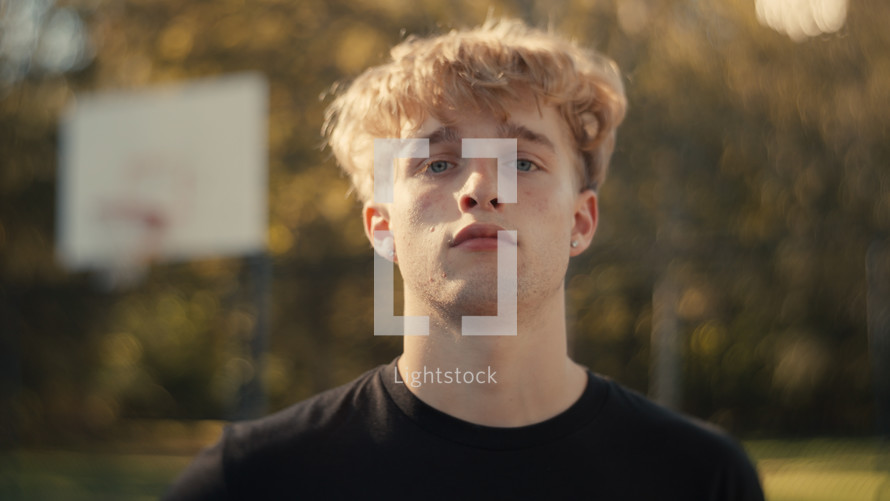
<box><xmin>164</xmin><ymin>364</ymin><xmax>388</xmax><ymax>500</ymax></box>
<box><xmin>592</xmin><ymin>376</ymin><xmax>764</xmax><ymax>499</ymax></box>
<box><xmin>599</xmin><ymin>377</ymin><xmax>734</xmax><ymax>444</ymax></box>
<box><xmin>224</xmin><ymin>364</ymin><xmax>384</xmax><ymax>460</ymax></box>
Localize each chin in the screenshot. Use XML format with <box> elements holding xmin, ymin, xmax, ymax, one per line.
<box><xmin>427</xmin><ymin>279</ymin><xmax>500</xmax><ymax>316</ymax></box>
<box><xmin>456</xmin><ymin>301</ymin><xmax>499</xmax><ymax>317</ymax></box>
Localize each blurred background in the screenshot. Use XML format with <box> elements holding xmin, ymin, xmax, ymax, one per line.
<box><xmin>1</xmin><ymin>0</ymin><xmax>889</xmax><ymax>499</ymax></box>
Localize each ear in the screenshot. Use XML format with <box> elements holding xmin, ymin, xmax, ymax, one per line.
<box><xmin>569</xmin><ymin>189</ymin><xmax>598</xmax><ymax>257</ymax></box>
<box><xmin>363</xmin><ymin>202</ymin><xmax>396</xmax><ymax>262</ymax></box>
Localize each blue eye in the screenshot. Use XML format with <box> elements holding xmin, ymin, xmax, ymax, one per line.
<box><xmin>426</xmin><ymin>160</ymin><xmax>452</xmax><ymax>174</ymax></box>
<box><xmin>517</xmin><ymin>159</ymin><xmax>537</xmax><ymax>172</ymax></box>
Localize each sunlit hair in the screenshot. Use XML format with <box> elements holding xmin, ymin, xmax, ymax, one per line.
<box><xmin>323</xmin><ymin>17</ymin><xmax>627</xmax><ymax>202</ymax></box>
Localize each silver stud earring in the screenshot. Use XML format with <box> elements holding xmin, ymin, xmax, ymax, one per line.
<box><xmin>571</xmin><ymin>241</ymin><xmax>579</xmax><ymax>248</ymax></box>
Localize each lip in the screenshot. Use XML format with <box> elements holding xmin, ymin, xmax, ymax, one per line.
<box><xmin>451</xmin><ymin>223</ymin><xmax>517</xmax><ymax>250</ymax></box>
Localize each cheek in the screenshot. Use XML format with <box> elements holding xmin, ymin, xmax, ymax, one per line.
<box><xmin>522</xmin><ymin>188</ymin><xmax>573</xmax><ymax>231</ymax></box>
<box><xmin>520</xmin><ymin>187</ymin><xmax>551</xmax><ymax>219</ymax></box>
<box><xmin>390</xmin><ymin>186</ymin><xmax>452</xmax><ymax>253</ymax></box>
<box><xmin>404</xmin><ymin>187</ymin><xmax>451</xmax><ymax>227</ymax></box>
<box><xmin>523</xmin><ymin>188</ymin><xmax>548</xmax><ymax>212</ymax></box>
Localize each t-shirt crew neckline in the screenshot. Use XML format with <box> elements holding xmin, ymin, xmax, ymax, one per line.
<box><xmin>379</xmin><ymin>356</ymin><xmax>609</xmax><ymax>451</ymax></box>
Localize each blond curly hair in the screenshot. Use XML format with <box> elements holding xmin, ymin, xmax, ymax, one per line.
<box><xmin>323</xmin><ymin>18</ymin><xmax>627</xmax><ymax>202</ymax></box>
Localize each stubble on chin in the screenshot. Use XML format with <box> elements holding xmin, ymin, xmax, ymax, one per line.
<box><xmin>406</xmin><ymin>269</ymin><xmax>500</xmax><ymax>321</ymax></box>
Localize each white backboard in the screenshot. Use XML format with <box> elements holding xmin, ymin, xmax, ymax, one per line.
<box><xmin>57</xmin><ymin>73</ymin><xmax>268</xmax><ymax>273</ymax></box>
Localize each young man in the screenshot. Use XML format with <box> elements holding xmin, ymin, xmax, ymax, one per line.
<box><xmin>166</xmin><ymin>19</ymin><xmax>764</xmax><ymax>500</ymax></box>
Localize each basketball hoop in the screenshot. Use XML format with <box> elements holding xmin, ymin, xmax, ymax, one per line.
<box><xmin>93</xmin><ymin>199</ymin><xmax>170</xmax><ymax>289</ymax></box>
<box><xmin>57</xmin><ymin>73</ymin><xmax>268</xmax><ymax>288</ymax></box>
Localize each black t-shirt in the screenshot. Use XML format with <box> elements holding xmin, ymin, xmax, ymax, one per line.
<box><xmin>165</xmin><ymin>358</ymin><xmax>764</xmax><ymax>500</ymax></box>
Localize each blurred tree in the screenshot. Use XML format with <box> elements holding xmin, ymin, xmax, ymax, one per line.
<box><xmin>0</xmin><ymin>0</ymin><xmax>887</xmax><ymax>445</ymax></box>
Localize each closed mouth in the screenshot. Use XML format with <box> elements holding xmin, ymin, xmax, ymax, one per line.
<box><xmin>451</xmin><ymin>223</ymin><xmax>517</xmax><ymax>247</ymax></box>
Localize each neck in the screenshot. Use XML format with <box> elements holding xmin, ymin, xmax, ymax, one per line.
<box><xmin>398</xmin><ymin>285</ymin><xmax>587</xmax><ymax>427</ymax></box>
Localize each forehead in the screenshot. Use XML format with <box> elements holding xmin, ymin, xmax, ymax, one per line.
<box><xmin>402</xmin><ymin>102</ymin><xmax>574</xmax><ymax>154</ymax></box>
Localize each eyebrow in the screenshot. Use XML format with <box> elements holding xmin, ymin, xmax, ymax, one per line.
<box><xmin>418</xmin><ymin>122</ymin><xmax>556</xmax><ymax>152</ymax></box>
<box><xmin>497</xmin><ymin>122</ymin><xmax>555</xmax><ymax>152</ymax></box>
<box><xmin>422</xmin><ymin>126</ymin><xmax>462</xmax><ymax>145</ymax></box>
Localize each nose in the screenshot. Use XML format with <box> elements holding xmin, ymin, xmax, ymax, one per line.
<box><xmin>458</xmin><ymin>160</ymin><xmax>500</xmax><ymax>212</ymax></box>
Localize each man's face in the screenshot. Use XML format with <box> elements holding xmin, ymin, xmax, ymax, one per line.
<box><xmin>365</xmin><ymin>101</ymin><xmax>598</xmax><ymax>321</ymax></box>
